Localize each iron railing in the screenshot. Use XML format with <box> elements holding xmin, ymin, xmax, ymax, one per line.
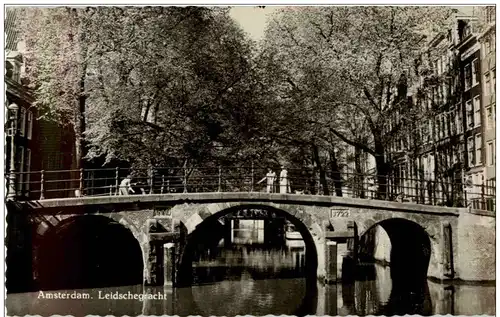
<box><xmin>7</xmin><ymin>166</ymin><xmax>496</xmax><ymax>212</ymax></box>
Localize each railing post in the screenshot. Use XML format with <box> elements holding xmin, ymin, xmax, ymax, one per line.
<box><xmin>183</xmin><ymin>167</ymin><xmax>187</xmax><ymax>193</ymax></box>
<box><xmin>316</xmin><ymin>171</ymin><xmax>320</xmax><ymax>195</ymax></box>
<box><xmin>115</xmin><ymin>167</ymin><xmax>120</xmax><ymax>195</ymax></box>
<box><xmin>251</xmin><ymin>162</ymin><xmax>254</xmax><ymax>192</ymax></box>
<box><xmin>109</xmin><ymin>185</ymin><xmax>113</xmax><ymax>196</ymax></box>
<box><xmin>79</xmin><ymin>168</ymin><xmax>84</xmax><ymax>197</ymax></box>
<box><xmin>167</xmin><ymin>179</ymin><xmax>170</xmax><ymax>193</ymax></box>
<box><xmin>481</xmin><ymin>183</ymin><xmax>485</xmax><ymax>210</ymax></box>
<box><xmin>218</xmin><ymin>166</ymin><xmax>222</xmax><ymax>192</ymax></box>
<box><xmin>161</xmin><ymin>175</ymin><xmax>165</xmax><ymax>194</ymax></box>
<box><xmin>464</xmin><ymin>189</ymin><xmax>468</xmax><ymax>209</ymax></box>
<box><xmin>149</xmin><ymin>166</ymin><xmax>154</xmax><ymax>195</ymax></box>
<box><xmin>40</xmin><ymin>170</ymin><xmax>45</xmax><ymax>200</ymax></box>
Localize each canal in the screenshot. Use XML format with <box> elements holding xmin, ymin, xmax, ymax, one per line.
<box><xmin>6</xmin><ymin>244</ymin><xmax>495</xmax><ymax>316</ymax></box>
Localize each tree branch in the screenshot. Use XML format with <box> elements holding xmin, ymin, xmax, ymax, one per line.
<box><xmin>328</xmin><ymin>127</ymin><xmax>376</xmax><ymax>156</ymax></box>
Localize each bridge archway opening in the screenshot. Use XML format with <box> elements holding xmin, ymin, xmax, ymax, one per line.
<box><xmin>35</xmin><ymin>215</ymin><xmax>143</xmax><ymax>291</ymax></box>
<box><xmin>177</xmin><ymin>204</ymin><xmax>319</xmax><ymax>289</ymax></box>
<box><xmin>359</xmin><ymin>218</ymin><xmax>431</xmax><ymax>282</ymax></box>
<box><xmin>358</xmin><ymin>218</ymin><xmax>432</xmax><ymax>315</ymax></box>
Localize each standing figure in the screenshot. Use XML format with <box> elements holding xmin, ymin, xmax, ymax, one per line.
<box><xmin>280</xmin><ymin>166</ymin><xmax>290</xmax><ymax>193</ymax></box>
<box><xmin>258</xmin><ymin>169</ymin><xmax>276</xmax><ymax>193</ymax></box>
<box><xmin>119</xmin><ymin>175</ymin><xmax>135</xmax><ymax>195</ymax></box>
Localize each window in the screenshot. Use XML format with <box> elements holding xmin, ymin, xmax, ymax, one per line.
<box><xmin>18</xmin><ymin>107</ymin><xmax>26</xmax><ymax>137</ymax></box>
<box><xmin>487</xmin><ymin>141</ymin><xmax>495</xmax><ymax>166</ymax></box>
<box><xmin>444</xmin><ymin>114</ymin><xmax>449</xmax><ymax>137</ymax></box>
<box><xmin>456</xmin><ymin>106</ymin><xmax>463</xmax><ymax>134</ymax></box>
<box><xmin>486</xmin><ymin>6</ymin><xmax>495</xmax><ymax>24</ymax></box>
<box><xmin>464</xmin><ymin>63</ymin><xmax>472</xmax><ymax>90</ymax></box>
<box><xmin>428</xmin><ymin>121</ymin><xmax>433</xmax><ymax>142</ymax></box>
<box><xmin>493</xmin><ymin>70</ymin><xmax>496</xmax><ymax>93</ymax></box>
<box><xmin>485</xmin><ymin>72</ymin><xmax>491</xmax><ymax>95</ymax></box>
<box><xmin>468</xmin><ymin>136</ymin><xmax>474</xmax><ymax>167</ymax></box>
<box><xmin>5</xmin><ymin>61</ymin><xmax>13</xmax><ymax>79</ymax></box>
<box><xmin>475</xmin><ymin>134</ymin><xmax>482</xmax><ymax>165</ymax></box>
<box><xmin>472</xmin><ymin>59</ymin><xmax>479</xmax><ymax>87</ymax></box>
<box><xmin>466</xmin><ymin>100</ymin><xmax>473</xmax><ymax>129</ymax></box>
<box><xmin>450</xmin><ymin>107</ymin><xmax>456</xmax><ymax>135</ymax></box>
<box><xmin>486</xmin><ymin>106</ymin><xmax>494</xmax><ymax>129</ymax></box>
<box><xmin>27</xmin><ymin>111</ymin><xmax>33</xmax><ymax>140</ymax></box>
<box><xmin>473</xmin><ymin>96</ymin><xmax>481</xmax><ymax>128</ymax></box>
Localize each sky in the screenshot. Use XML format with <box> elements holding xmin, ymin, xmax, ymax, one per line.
<box><xmin>229</xmin><ymin>6</ymin><xmax>279</xmax><ymax>41</ymax></box>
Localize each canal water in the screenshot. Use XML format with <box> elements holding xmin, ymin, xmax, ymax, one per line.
<box><xmin>6</xmin><ymin>245</ymin><xmax>495</xmax><ymax>316</ymax></box>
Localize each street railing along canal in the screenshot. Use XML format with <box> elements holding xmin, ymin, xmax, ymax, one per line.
<box><xmin>8</xmin><ymin>166</ymin><xmax>496</xmax><ymax>212</ymax></box>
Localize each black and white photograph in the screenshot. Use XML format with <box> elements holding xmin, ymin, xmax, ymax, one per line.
<box><xmin>3</xmin><ymin>3</ymin><xmax>497</xmax><ymax>316</ymax></box>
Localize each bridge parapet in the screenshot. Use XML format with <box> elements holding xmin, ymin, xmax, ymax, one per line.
<box><xmin>6</xmin><ymin>166</ymin><xmax>496</xmax><ymax>212</ymax></box>
<box><xmin>16</xmin><ymin>192</ymin><xmax>467</xmax><ymax>217</ymax></box>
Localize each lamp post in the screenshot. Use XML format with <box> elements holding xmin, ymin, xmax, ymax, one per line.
<box><xmin>7</xmin><ymin>103</ymin><xmax>18</xmax><ymax>200</ymax></box>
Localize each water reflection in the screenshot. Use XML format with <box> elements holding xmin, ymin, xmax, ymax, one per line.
<box><xmin>5</xmin><ymin>246</ymin><xmax>496</xmax><ymax>316</ymax></box>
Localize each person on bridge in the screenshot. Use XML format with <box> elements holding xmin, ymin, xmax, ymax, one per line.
<box><xmin>257</xmin><ymin>169</ymin><xmax>276</xmax><ymax>193</ymax></box>
<box><xmin>119</xmin><ymin>175</ymin><xmax>135</xmax><ymax>195</ymax></box>
<box><xmin>280</xmin><ymin>166</ymin><xmax>290</xmax><ymax>194</ymax></box>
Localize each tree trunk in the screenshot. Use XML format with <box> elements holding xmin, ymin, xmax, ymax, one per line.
<box><xmin>312</xmin><ymin>143</ymin><xmax>330</xmax><ymax>196</ymax></box>
<box><xmin>72</xmin><ymin>8</ymin><xmax>88</xmax><ymax>170</ymax></box>
<box><xmin>374</xmin><ymin>141</ymin><xmax>389</xmax><ymax>200</ymax></box>
<box><xmin>354</xmin><ymin>147</ymin><xmax>365</xmax><ymax>198</ymax></box>
<box><xmin>329</xmin><ymin>149</ymin><xmax>343</xmax><ymax>197</ymax></box>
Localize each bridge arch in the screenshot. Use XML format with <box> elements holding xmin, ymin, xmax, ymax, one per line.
<box><xmin>358</xmin><ymin>218</ymin><xmax>432</xmax><ymax>283</ymax></box>
<box><xmin>176</xmin><ymin>203</ymin><xmax>321</xmax><ymax>287</ymax></box>
<box><xmin>33</xmin><ymin>215</ymin><xmax>143</xmax><ymax>290</ymax></box>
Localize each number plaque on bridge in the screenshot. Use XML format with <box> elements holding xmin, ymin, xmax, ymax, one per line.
<box><xmin>330</xmin><ymin>208</ymin><xmax>350</xmax><ymax>218</ymax></box>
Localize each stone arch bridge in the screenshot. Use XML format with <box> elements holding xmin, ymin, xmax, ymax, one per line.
<box><xmin>6</xmin><ymin>192</ymin><xmax>495</xmax><ymax>292</ymax></box>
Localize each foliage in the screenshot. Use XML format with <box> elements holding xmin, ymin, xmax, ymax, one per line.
<box><xmin>260</xmin><ymin>6</ymin><xmax>454</xmax><ymax>195</ymax></box>
<box><xmin>17</xmin><ymin>5</ymin><xmax>459</xmax><ymax>196</ymax></box>
<box><xmin>19</xmin><ymin>7</ymin><xmax>265</xmax><ymax>170</ymax></box>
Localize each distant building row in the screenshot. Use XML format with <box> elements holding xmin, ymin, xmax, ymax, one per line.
<box><xmin>386</xmin><ymin>7</ymin><xmax>495</xmax><ymax>210</ymax></box>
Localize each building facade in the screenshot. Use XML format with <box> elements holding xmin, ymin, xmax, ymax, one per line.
<box><xmin>385</xmin><ymin>7</ymin><xmax>495</xmax><ymax>210</ymax></box>
<box><xmin>477</xmin><ymin>6</ymin><xmax>496</xmax><ymax>210</ymax></box>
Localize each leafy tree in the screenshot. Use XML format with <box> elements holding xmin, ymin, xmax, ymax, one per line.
<box><xmin>19</xmin><ymin>6</ymin><xmax>262</xmax><ymax>177</ymax></box>
<box><xmin>83</xmin><ymin>7</ymin><xmax>259</xmax><ymax>172</ymax></box>
<box><xmin>18</xmin><ymin>7</ymin><xmax>95</xmax><ymax>169</ymax></box>
<box><xmin>261</xmin><ymin>6</ymin><xmax>454</xmax><ymax>197</ymax></box>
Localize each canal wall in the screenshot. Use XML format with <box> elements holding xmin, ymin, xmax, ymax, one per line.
<box><xmin>455</xmin><ymin>210</ymin><xmax>495</xmax><ymax>281</ymax></box>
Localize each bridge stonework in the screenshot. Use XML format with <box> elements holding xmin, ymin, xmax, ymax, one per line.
<box><xmin>11</xmin><ymin>193</ymin><xmax>495</xmax><ymax>289</ymax></box>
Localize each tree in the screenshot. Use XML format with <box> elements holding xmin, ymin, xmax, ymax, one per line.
<box><xmin>82</xmin><ymin>7</ymin><xmax>259</xmax><ymax>172</ymax></box>
<box><xmin>261</xmin><ymin>6</ymin><xmax>454</xmax><ymax>197</ymax></box>
<box><xmin>19</xmin><ymin>7</ymin><xmax>262</xmax><ymax>176</ymax></box>
<box><xmin>18</xmin><ymin>7</ymin><xmax>97</xmax><ymax>169</ymax></box>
